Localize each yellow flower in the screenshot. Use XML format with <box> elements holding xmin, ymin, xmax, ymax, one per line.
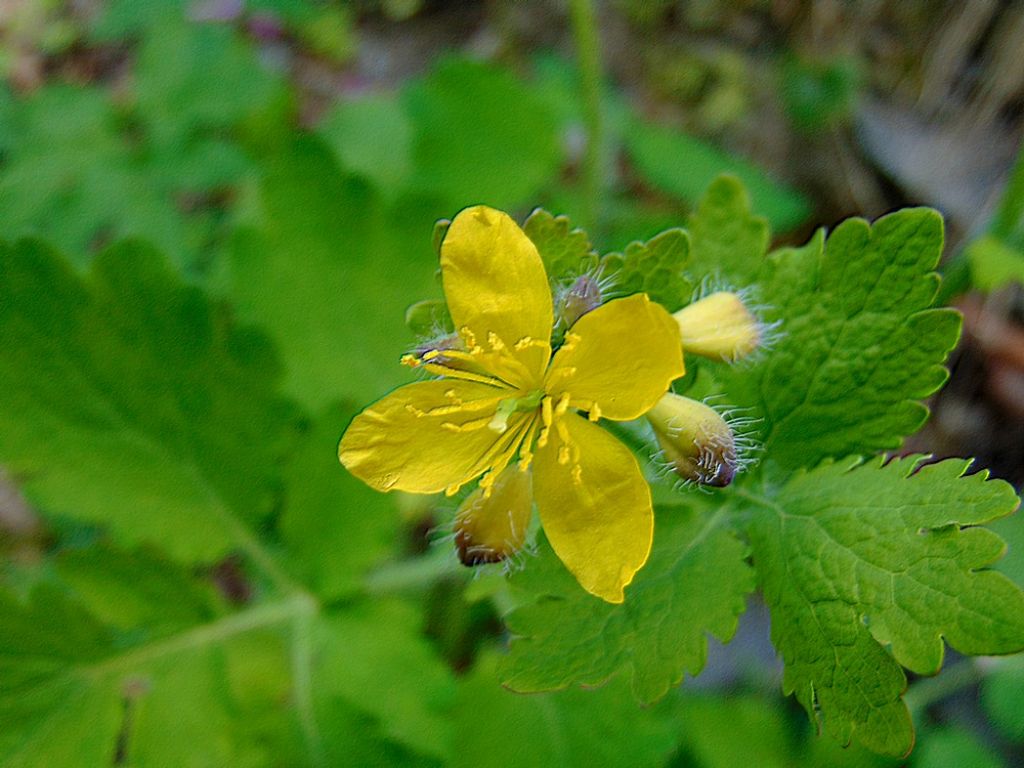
<box><xmin>339</xmin><ymin>205</ymin><xmax>684</xmax><ymax>602</ymax></box>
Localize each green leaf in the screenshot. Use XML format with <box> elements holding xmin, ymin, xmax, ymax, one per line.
<box><xmin>522</xmin><ymin>208</ymin><xmax>598</xmax><ymax>283</ymax></box>
<box><xmin>502</xmin><ymin>504</ymin><xmax>754</xmax><ymax>703</ymax></box>
<box><xmin>317</xmin><ymin>93</ymin><xmax>413</xmax><ymax>194</ymax></box>
<box><xmin>404</xmin><ymin>57</ymin><xmax>562</xmax><ymax>212</ymax></box>
<box><xmin>966</xmin><ymin>234</ymin><xmax>1024</xmax><ymax>291</ymax></box>
<box><xmin>133</xmin><ymin>17</ymin><xmax>281</xmax><ymax>147</ymax></box>
<box><xmin>90</xmin><ymin>0</ymin><xmax>185</xmax><ymax>40</ymax></box>
<box><xmin>455</xmin><ymin>652</ymin><xmax>681</xmax><ymax>768</ymax></box>
<box><xmin>601</xmin><ymin>228</ymin><xmax>694</xmax><ymax>311</ymax></box>
<box><xmin>0</xmin><ymin>85</ymin><xmax>198</xmax><ymax>268</ymax></box>
<box><xmin>672</xmin><ymin>693</ymin><xmax>795</xmax><ymax>768</ymax></box>
<box><xmin>1</xmin><ymin>547</ymin><xmax>455</xmax><ymax>766</ymax></box>
<box><xmin>624</xmin><ymin>117</ymin><xmax>812</xmax><ymax>232</ymax></box>
<box><xmin>911</xmin><ymin>726</ymin><xmax>1005</xmax><ymax>768</ymax></box>
<box><xmin>687</xmin><ymin>175</ymin><xmax>770</xmax><ymax>286</ymax></box>
<box><xmin>226</xmin><ymin>136</ymin><xmax>438</xmax><ymax>409</ymax></box>
<box><xmin>313</xmin><ymin>600</ymin><xmax>456</xmax><ymax>762</ymax></box>
<box><xmin>746</xmin><ymin>456</ymin><xmax>1024</xmax><ymax>756</ymax></box>
<box><xmin>981</xmin><ymin>656</ymin><xmax>1024</xmax><ymax>743</ymax></box>
<box><xmin>0</xmin><ymin>238</ymin><xmax>296</xmax><ymax>561</ymax></box>
<box><xmin>55</xmin><ymin>544</ymin><xmax>223</xmax><ymax>634</ymax></box>
<box><xmin>279</xmin><ymin>404</ymin><xmax>402</xmax><ymax>601</ymax></box>
<box><xmin>0</xmin><ymin>557</ymin><xmax>302</xmax><ymax>767</ymax></box>
<box><xmin>722</xmin><ymin>207</ymin><xmax>962</xmax><ymax>469</ymax></box>
<box><xmin>404</xmin><ymin>299</ymin><xmax>453</xmax><ymax>337</ymax></box>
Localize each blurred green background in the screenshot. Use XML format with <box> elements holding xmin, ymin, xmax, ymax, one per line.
<box><xmin>1</xmin><ymin>1</ymin><xmax>1023</xmax><ymax>766</ymax></box>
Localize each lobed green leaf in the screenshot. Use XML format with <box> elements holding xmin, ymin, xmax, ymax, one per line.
<box><xmin>717</xmin><ymin>205</ymin><xmax>962</xmax><ymax>469</ymax></box>
<box><xmin>522</xmin><ymin>208</ymin><xmax>599</xmax><ymax>283</ymax></box>
<box><xmin>601</xmin><ymin>228</ymin><xmax>694</xmax><ymax>311</ymax></box>
<box><xmin>502</xmin><ymin>504</ymin><xmax>754</xmax><ymax>703</ymax></box>
<box><xmin>746</xmin><ymin>456</ymin><xmax>1024</xmax><ymax>755</ymax></box>
<box><xmin>0</xmin><ymin>238</ymin><xmax>296</xmax><ymax>561</ymax></box>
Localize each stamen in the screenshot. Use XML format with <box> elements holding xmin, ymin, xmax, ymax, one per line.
<box><xmin>561</xmin><ymin>332</ymin><xmax>581</xmax><ymax>351</ymax></box>
<box><xmin>517</xmin><ymin>417</ymin><xmax>540</xmax><ymax>471</ymax></box>
<box><xmin>555</xmin><ymin>393</ymin><xmax>571</xmax><ymax>415</ymax></box>
<box><xmin>588</xmin><ymin>402</ymin><xmax>602</xmax><ymax>422</ymax></box>
<box><xmin>514</xmin><ymin>336</ymin><xmax>549</xmax><ymax>351</ymax></box>
<box><xmin>487</xmin><ymin>331</ymin><xmax>506</xmax><ymax>351</ymax></box>
<box><xmin>460</xmin><ymin>327</ymin><xmax>481</xmax><ymax>352</ymax></box>
<box><xmin>420</xmin><ymin>362</ymin><xmax>507</xmax><ymax>388</ymax></box>
<box><xmin>440</xmin><ymin>415</ymin><xmax>493</xmax><ymax>432</ymax></box>
<box><xmin>478</xmin><ymin>416</ymin><xmax>533</xmax><ymax>495</ymax></box>
<box><xmin>571</xmin><ymin>464</ymin><xmax>583</xmax><ymax>485</ymax></box>
<box><xmin>538</xmin><ymin>396</ymin><xmax>554</xmax><ymax>448</ymax></box>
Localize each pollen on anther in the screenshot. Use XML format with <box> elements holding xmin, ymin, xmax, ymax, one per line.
<box><xmin>487</xmin><ymin>331</ymin><xmax>506</xmax><ymax>351</ymax></box>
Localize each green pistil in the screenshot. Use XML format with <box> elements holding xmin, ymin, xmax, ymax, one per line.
<box><xmin>488</xmin><ymin>389</ymin><xmax>545</xmax><ymax>433</ymax></box>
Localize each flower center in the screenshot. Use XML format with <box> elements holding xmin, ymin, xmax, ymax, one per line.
<box><xmin>488</xmin><ymin>389</ymin><xmax>545</xmax><ymax>434</ymax></box>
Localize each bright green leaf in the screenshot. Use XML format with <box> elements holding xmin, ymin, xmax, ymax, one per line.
<box><xmin>279</xmin><ymin>404</ymin><xmax>402</xmax><ymax>601</ymax></box>
<box><xmin>687</xmin><ymin>175</ymin><xmax>770</xmax><ymax>286</ymax></box>
<box><xmin>226</xmin><ymin>136</ymin><xmax>438</xmax><ymax>409</ymax></box>
<box><xmin>317</xmin><ymin>93</ymin><xmax>413</xmax><ymax>194</ymax></box>
<box><xmin>746</xmin><ymin>456</ymin><xmax>1024</xmax><ymax>756</ymax></box>
<box><xmin>601</xmin><ymin>227</ymin><xmax>694</xmax><ymax>311</ymax></box>
<box><xmin>0</xmin><ymin>559</ymin><xmax>302</xmax><ymax>768</ymax></box>
<box><xmin>625</xmin><ymin>117</ymin><xmax>812</xmax><ymax>232</ymax></box>
<box><xmin>404</xmin><ymin>299</ymin><xmax>453</xmax><ymax>337</ymax></box>
<box><xmin>0</xmin><ymin>85</ymin><xmax>198</xmax><ymax>268</ymax></box>
<box><xmin>133</xmin><ymin>17</ymin><xmax>281</xmax><ymax>146</ymax></box>
<box><xmin>522</xmin><ymin>208</ymin><xmax>598</xmax><ymax>283</ymax></box>
<box><xmin>0</xmin><ymin>238</ymin><xmax>296</xmax><ymax>561</ymax></box>
<box><xmin>404</xmin><ymin>57</ymin><xmax>562</xmax><ymax>212</ymax></box>
<box><xmin>721</xmin><ymin>207</ymin><xmax>962</xmax><ymax>469</ymax></box>
<box><xmin>502</xmin><ymin>504</ymin><xmax>754</xmax><ymax>703</ymax></box>
<box><xmin>966</xmin><ymin>234</ymin><xmax>1024</xmax><ymax>291</ymax></box>
<box><xmin>314</xmin><ymin>600</ymin><xmax>456</xmax><ymax>762</ymax></box>
<box><xmin>55</xmin><ymin>544</ymin><xmax>223</xmax><ymax>634</ymax></box>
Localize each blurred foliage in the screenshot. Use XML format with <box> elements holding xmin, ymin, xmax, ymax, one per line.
<box><xmin>0</xmin><ymin>2</ymin><xmax>1022</xmax><ymax>767</ymax></box>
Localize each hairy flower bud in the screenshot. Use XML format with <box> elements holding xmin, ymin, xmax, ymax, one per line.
<box><xmin>646</xmin><ymin>392</ymin><xmax>737</xmax><ymax>487</ymax></box>
<box><xmin>673</xmin><ymin>291</ymin><xmax>760</xmax><ymax>362</ymax></box>
<box><xmin>558</xmin><ymin>274</ymin><xmax>604</xmax><ymax>328</ymax></box>
<box><xmin>454</xmin><ymin>466</ymin><xmax>533</xmax><ymax>566</ymax></box>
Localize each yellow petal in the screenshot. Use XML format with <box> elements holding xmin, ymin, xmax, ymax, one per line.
<box><xmin>441</xmin><ymin>206</ymin><xmax>553</xmax><ymax>387</ymax></box>
<box><xmin>545</xmin><ymin>294</ymin><xmax>684</xmax><ymax>421</ymax></box>
<box><xmin>454</xmin><ymin>466</ymin><xmax>533</xmax><ymax>566</ymax></box>
<box><xmin>339</xmin><ymin>379</ymin><xmax>525</xmax><ymax>495</ymax></box>
<box><xmin>673</xmin><ymin>291</ymin><xmax>760</xmax><ymax>361</ymax></box>
<box><xmin>532</xmin><ymin>413</ymin><xmax>653</xmax><ymax>603</ymax></box>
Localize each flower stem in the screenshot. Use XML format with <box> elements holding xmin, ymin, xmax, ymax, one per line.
<box><xmin>364</xmin><ymin>546</ymin><xmax>461</xmax><ymax>594</ymax></box>
<box><xmin>938</xmin><ymin>139</ymin><xmax>1024</xmax><ymax>302</ymax></box>
<box><xmin>569</xmin><ymin>0</ymin><xmax>605</xmax><ymax>230</ymax></box>
<box><xmin>992</xmin><ymin>140</ymin><xmax>1024</xmax><ymax>241</ymax></box>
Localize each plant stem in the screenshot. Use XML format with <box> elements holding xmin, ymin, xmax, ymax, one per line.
<box><xmin>364</xmin><ymin>545</ymin><xmax>462</xmax><ymax>594</ymax></box>
<box><xmin>84</xmin><ymin>593</ymin><xmax>315</xmax><ymax>680</ymax></box>
<box><xmin>938</xmin><ymin>138</ymin><xmax>1024</xmax><ymax>302</ymax></box>
<box><xmin>569</xmin><ymin>0</ymin><xmax>605</xmax><ymax>230</ymax></box>
<box><xmin>992</xmin><ymin>139</ymin><xmax>1024</xmax><ymax>241</ymax></box>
